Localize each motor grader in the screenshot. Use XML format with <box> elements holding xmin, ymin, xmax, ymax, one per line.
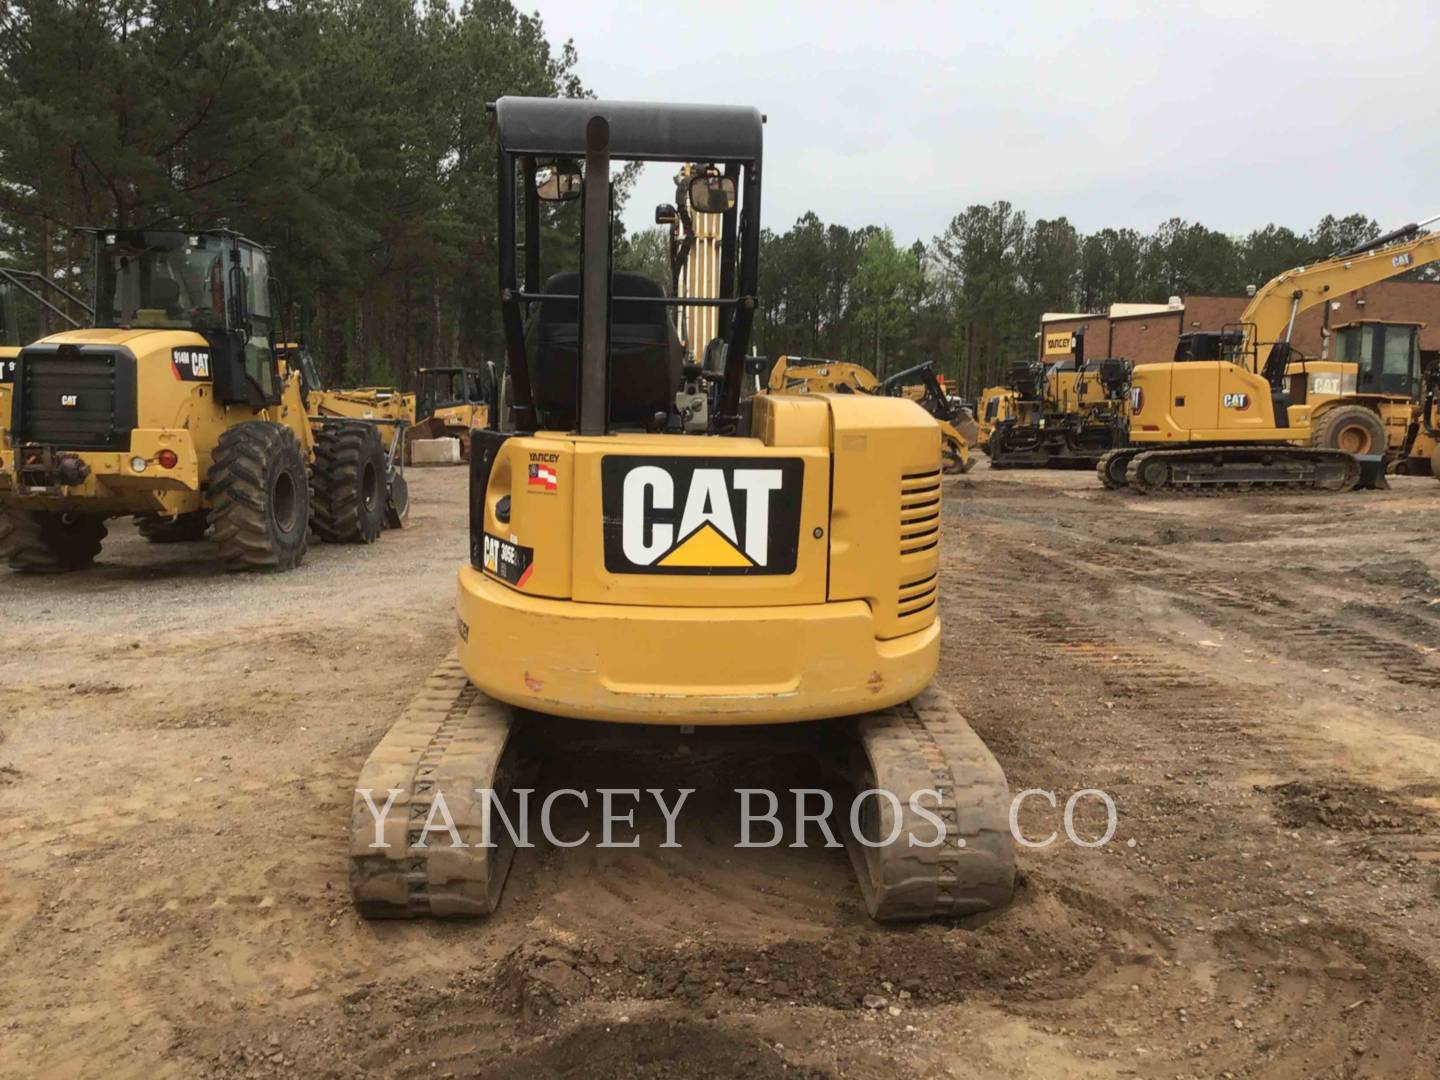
<box><xmin>0</xmin><ymin>228</ymin><xmax>402</xmax><ymax>571</ymax></box>
<box><xmin>349</xmin><ymin>97</ymin><xmax>1015</xmax><ymax>922</ymax></box>
<box><xmin>1100</xmin><ymin>214</ymin><xmax>1440</xmax><ymax>493</ymax></box>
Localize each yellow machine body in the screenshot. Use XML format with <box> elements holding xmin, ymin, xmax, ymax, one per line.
<box><xmin>0</xmin><ymin>326</ymin><xmax>312</xmax><ymax>515</ymax></box>
<box><xmin>310</xmin><ymin>387</ymin><xmax>416</xmax><ymax>452</ymax></box>
<box><xmin>457</xmin><ymin>392</ymin><xmax>942</xmax><ymax>725</ymax></box>
<box><xmin>976</xmin><ymin>385</ymin><xmax>1017</xmax><ymax>449</ymax></box>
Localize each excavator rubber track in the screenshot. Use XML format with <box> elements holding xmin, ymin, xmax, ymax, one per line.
<box><xmin>350</xmin><ymin>664</ymin><xmax>1015</xmax><ymax>923</ymax></box>
<box><xmin>349</xmin><ymin>657</ymin><xmax>531</xmax><ymax>918</ymax></box>
<box><xmin>1096</xmin><ymin>448</ymin><xmax>1137</xmax><ymax>490</ymax></box>
<box><xmin>843</xmin><ymin>686</ymin><xmax>1015</xmax><ymax>920</ymax></box>
<box><xmin>1124</xmin><ymin>445</ymin><xmax>1360</xmax><ymax>495</ymax></box>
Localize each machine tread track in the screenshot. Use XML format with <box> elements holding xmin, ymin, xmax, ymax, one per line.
<box><xmin>350</xmin><ymin>657</ymin><xmax>527</xmax><ymax>918</ymax></box>
<box><xmin>208</xmin><ymin>421</ymin><xmax>309</xmax><ymax>572</ymax></box>
<box><xmin>311</xmin><ymin>423</ymin><xmax>386</xmax><ymax>544</ymax></box>
<box><xmin>1126</xmin><ymin>444</ymin><xmax>1360</xmax><ymax>495</ymax></box>
<box><xmin>0</xmin><ymin>507</ymin><xmax>107</xmax><ymax>572</ymax></box>
<box><xmin>844</xmin><ymin>687</ymin><xmax>1015</xmax><ymax>920</ymax></box>
<box><xmin>1096</xmin><ymin>449</ymin><xmax>1137</xmax><ymax>490</ymax></box>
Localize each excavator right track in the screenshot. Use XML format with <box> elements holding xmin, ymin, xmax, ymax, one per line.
<box><xmin>843</xmin><ymin>687</ymin><xmax>1015</xmax><ymax>920</ymax></box>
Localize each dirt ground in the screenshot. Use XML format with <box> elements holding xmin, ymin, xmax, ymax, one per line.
<box><xmin>3</xmin><ymin>463</ymin><xmax>1439</xmax><ymax>1079</ymax></box>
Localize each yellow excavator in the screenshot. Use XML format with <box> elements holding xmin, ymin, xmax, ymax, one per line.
<box><xmin>1099</xmin><ymin>214</ymin><xmax>1440</xmax><ymax>492</ymax></box>
<box><xmin>348</xmin><ymin>97</ymin><xmax>1015</xmax><ymax>922</ymax></box>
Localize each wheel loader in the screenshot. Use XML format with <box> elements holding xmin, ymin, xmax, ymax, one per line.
<box><xmin>349</xmin><ymin>97</ymin><xmax>1015</xmax><ymax>922</ymax></box>
<box><xmin>0</xmin><ymin>228</ymin><xmax>402</xmax><ymax>571</ymax></box>
<box><xmin>1100</xmin><ymin>214</ymin><xmax>1440</xmax><ymax>493</ymax></box>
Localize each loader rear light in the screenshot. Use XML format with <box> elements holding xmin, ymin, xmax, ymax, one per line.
<box><xmin>156</xmin><ymin>449</ymin><xmax>179</xmax><ymax>469</ymax></box>
<box><xmin>129</xmin><ymin>455</ymin><xmax>148</xmax><ymax>473</ymax></box>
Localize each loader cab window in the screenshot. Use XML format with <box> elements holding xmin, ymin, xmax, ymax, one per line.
<box><xmin>236</xmin><ymin>244</ymin><xmax>277</xmax><ymax>401</ymax></box>
<box><xmin>96</xmin><ymin>231</ymin><xmax>229</xmax><ymax>332</ymax></box>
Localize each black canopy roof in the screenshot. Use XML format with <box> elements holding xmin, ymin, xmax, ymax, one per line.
<box><xmin>492</xmin><ymin>96</ymin><xmax>763</xmax><ymax>163</ymax></box>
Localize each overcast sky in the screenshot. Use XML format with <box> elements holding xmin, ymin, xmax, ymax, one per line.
<box><xmin>528</xmin><ymin>0</ymin><xmax>1440</xmax><ymax>245</ymax></box>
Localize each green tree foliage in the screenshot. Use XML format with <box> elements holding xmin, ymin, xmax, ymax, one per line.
<box><xmin>757</xmin><ymin>205</ymin><xmax>1395</xmax><ymax>398</ymax></box>
<box><xmin>0</xmin><ymin>7</ymin><xmax>1405</xmax><ymax>399</ymax></box>
<box><xmin>0</xmin><ymin>0</ymin><xmax>588</xmax><ymax>386</ymax></box>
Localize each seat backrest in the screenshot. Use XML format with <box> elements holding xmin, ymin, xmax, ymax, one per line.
<box><xmin>528</xmin><ymin>271</ymin><xmax>682</xmax><ymax>429</ymax></box>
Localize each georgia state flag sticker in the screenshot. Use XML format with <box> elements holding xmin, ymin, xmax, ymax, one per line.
<box><xmin>528</xmin><ymin>462</ymin><xmax>557</xmax><ymax>492</ymax></box>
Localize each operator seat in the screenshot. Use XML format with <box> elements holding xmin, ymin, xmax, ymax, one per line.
<box><xmin>528</xmin><ymin>271</ymin><xmax>682</xmax><ymax>429</ymax></box>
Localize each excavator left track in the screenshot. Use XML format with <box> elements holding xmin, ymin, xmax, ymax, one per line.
<box><xmin>349</xmin><ymin>657</ymin><xmax>532</xmax><ymax>918</ymax></box>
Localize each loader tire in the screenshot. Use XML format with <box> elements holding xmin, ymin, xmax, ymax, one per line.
<box><xmin>1311</xmin><ymin>405</ymin><xmax>1386</xmax><ymax>457</ymax></box>
<box><xmin>135</xmin><ymin>511</ymin><xmax>209</xmax><ymax>543</ymax></box>
<box><xmin>208</xmin><ymin>421</ymin><xmax>309</xmax><ymax>573</ymax></box>
<box><xmin>0</xmin><ymin>507</ymin><xmax>107</xmax><ymax>573</ymax></box>
<box><xmin>311</xmin><ymin>424</ymin><xmax>386</xmax><ymax>544</ymax></box>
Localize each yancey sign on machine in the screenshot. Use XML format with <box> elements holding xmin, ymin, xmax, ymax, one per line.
<box><xmin>601</xmin><ymin>456</ymin><xmax>804</xmax><ymax>575</ymax></box>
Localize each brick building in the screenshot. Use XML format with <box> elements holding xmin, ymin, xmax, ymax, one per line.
<box><xmin>1038</xmin><ymin>280</ymin><xmax>1440</xmax><ymax>366</ymax></box>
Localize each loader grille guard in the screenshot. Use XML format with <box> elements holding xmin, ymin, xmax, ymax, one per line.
<box><xmin>489</xmin><ymin>97</ymin><xmax>763</xmax><ymax>436</ymax></box>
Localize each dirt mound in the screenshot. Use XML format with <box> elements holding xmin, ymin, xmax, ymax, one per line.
<box><xmin>481</xmin><ymin>1019</ymin><xmax>820</xmax><ymax>1079</ymax></box>
<box><xmin>1260</xmin><ymin>780</ymin><xmax>1424</xmax><ymax>831</ymax></box>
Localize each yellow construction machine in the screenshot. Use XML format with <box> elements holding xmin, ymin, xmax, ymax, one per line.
<box><xmin>764</xmin><ymin>356</ymin><xmax>975</xmax><ymax>472</ymax></box>
<box><xmin>975</xmin><ymin>384</ymin><xmax>1018</xmax><ymax>452</ymax></box>
<box><xmin>988</xmin><ymin>329</ymin><xmax>1133</xmax><ymax>469</ymax></box>
<box><xmin>1100</xmin><ymin>215</ymin><xmax>1440</xmax><ymax>492</ymax></box>
<box><xmin>0</xmin><ymin>268</ymin><xmax>92</xmax><ymax>451</ymax></box>
<box><xmin>766</xmin><ymin>354</ymin><xmax>880</xmax><ymax>394</ymax></box>
<box><xmin>0</xmin><ymin>229</ymin><xmax>404</xmax><ymax>570</ymax></box>
<box><xmin>283</xmin><ymin>343</ymin><xmax>414</xmax><ymax>523</ymax></box>
<box><xmin>349</xmin><ymin>97</ymin><xmax>1015</xmax><ymax>922</ymax></box>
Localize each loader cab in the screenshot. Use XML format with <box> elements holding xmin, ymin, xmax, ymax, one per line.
<box><xmin>92</xmin><ymin>229</ymin><xmax>282</xmax><ymax>407</ymax></box>
<box><xmin>417</xmin><ymin>366</ymin><xmax>490</xmax><ymax>420</ymax></box>
<box><xmin>490</xmin><ymin>96</ymin><xmax>762</xmax><ymax>436</ymax></box>
<box><xmin>1332</xmin><ymin>320</ymin><xmax>1421</xmax><ymax>399</ymax></box>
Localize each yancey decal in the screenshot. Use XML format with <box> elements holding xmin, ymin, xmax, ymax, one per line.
<box><xmin>171</xmin><ymin>347</ymin><xmax>212</xmax><ymax>381</ymax></box>
<box><xmin>482</xmin><ymin>532</ymin><xmax>534</xmax><ymax>587</ymax></box>
<box><xmin>527</xmin><ymin>450</ymin><xmax>559</xmax><ymax>493</ymax></box>
<box><xmin>600</xmin><ymin>455</ymin><xmax>804</xmax><ymax>575</ymax></box>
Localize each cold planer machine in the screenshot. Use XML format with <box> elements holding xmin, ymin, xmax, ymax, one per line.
<box><xmin>349</xmin><ymin>97</ymin><xmax>1015</xmax><ymax>921</ymax></box>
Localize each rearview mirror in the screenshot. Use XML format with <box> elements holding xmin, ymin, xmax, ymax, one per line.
<box><xmin>688</xmin><ymin>173</ymin><xmax>736</xmax><ymax>214</ymax></box>
<box><xmin>536</xmin><ymin>161</ymin><xmax>582</xmax><ymax>202</ymax></box>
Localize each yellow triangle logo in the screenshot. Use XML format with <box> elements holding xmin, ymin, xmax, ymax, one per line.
<box><xmin>657</xmin><ymin>522</ymin><xmax>754</xmax><ymax>568</ymax></box>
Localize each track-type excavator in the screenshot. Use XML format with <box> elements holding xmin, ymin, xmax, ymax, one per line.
<box><xmin>349</xmin><ymin>97</ymin><xmax>1015</xmax><ymax>922</ymax></box>
<box><xmin>1099</xmin><ymin>215</ymin><xmax>1440</xmax><ymax>492</ymax></box>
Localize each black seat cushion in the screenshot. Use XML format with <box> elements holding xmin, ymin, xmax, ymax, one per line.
<box><xmin>528</xmin><ymin>271</ymin><xmax>682</xmax><ymax>429</ymax></box>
